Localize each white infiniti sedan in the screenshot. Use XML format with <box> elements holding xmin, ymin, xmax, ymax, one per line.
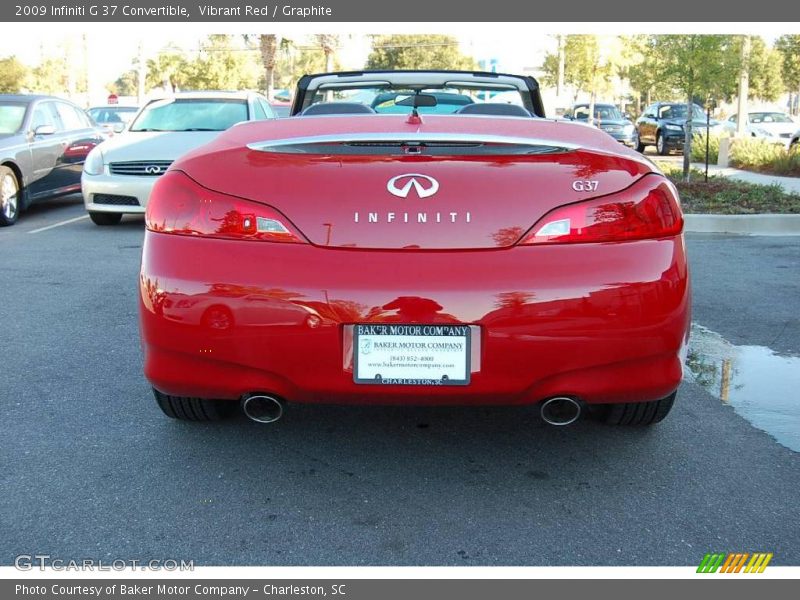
<box><xmin>82</xmin><ymin>91</ymin><xmax>274</xmax><ymax>225</ymax></box>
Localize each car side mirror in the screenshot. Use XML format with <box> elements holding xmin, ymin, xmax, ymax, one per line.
<box><xmin>33</xmin><ymin>124</ymin><xmax>56</xmax><ymax>136</ymax></box>
<box><xmin>112</xmin><ymin>123</ymin><xmax>126</xmax><ymax>134</ymax></box>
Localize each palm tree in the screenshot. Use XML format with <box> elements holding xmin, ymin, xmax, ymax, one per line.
<box><xmin>259</xmin><ymin>34</ymin><xmax>279</xmax><ymax>100</ymax></box>
<box><xmin>315</xmin><ymin>34</ymin><xmax>339</xmax><ymax>72</ymax></box>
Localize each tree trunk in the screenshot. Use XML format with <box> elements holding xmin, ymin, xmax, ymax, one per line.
<box><xmin>556</xmin><ymin>35</ymin><xmax>565</xmax><ymax>100</ymax></box>
<box><xmin>736</xmin><ymin>36</ymin><xmax>751</xmax><ymax>136</ymax></box>
<box><xmin>137</xmin><ymin>42</ymin><xmax>146</xmax><ymax>105</ymax></box>
<box><xmin>587</xmin><ymin>65</ymin><xmax>597</xmax><ymax>127</ymax></box>
<box><xmin>683</xmin><ymin>92</ymin><xmax>692</xmax><ymax>183</ymax></box>
<box><xmin>259</xmin><ymin>35</ymin><xmax>278</xmax><ymax>101</ymax></box>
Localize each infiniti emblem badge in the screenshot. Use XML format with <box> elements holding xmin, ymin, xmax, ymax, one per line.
<box><xmin>145</xmin><ymin>166</ymin><xmax>162</xmax><ymax>174</ymax></box>
<box><xmin>386</xmin><ymin>174</ymin><xmax>439</xmax><ymax>199</ymax></box>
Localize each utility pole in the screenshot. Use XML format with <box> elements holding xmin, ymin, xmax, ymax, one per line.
<box><xmin>736</xmin><ymin>36</ymin><xmax>750</xmax><ymax>137</ymax></box>
<box><xmin>82</xmin><ymin>34</ymin><xmax>91</xmax><ymax>107</ymax></box>
<box><xmin>137</xmin><ymin>41</ymin><xmax>146</xmax><ymax>105</ymax></box>
<box><xmin>556</xmin><ymin>35</ymin><xmax>565</xmax><ymax>101</ymax></box>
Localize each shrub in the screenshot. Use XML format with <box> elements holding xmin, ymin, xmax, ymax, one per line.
<box><xmin>729</xmin><ymin>138</ymin><xmax>800</xmax><ymax>176</ymax></box>
<box><xmin>691</xmin><ymin>131</ymin><xmax>722</xmax><ymax>163</ymax></box>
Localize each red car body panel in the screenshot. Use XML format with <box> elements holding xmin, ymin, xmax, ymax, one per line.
<box><xmin>140</xmin><ymin>114</ymin><xmax>690</xmax><ymax>407</ymax></box>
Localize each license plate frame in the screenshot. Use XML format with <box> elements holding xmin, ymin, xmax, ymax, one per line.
<box><xmin>353</xmin><ymin>323</ymin><xmax>471</xmax><ymax>386</ymax></box>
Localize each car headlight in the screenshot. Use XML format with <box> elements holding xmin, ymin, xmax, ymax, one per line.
<box><xmin>664</xmin><ymin>124</ymin><xmax>683</xmax><ymax>132</ymax></box>
<box><xmin>83</xmin><ymin>147</ymin><xmax>104</xmax><ymax>176</ymax></box>
<box><xmin>753</xmin><ymin>128</ymin><xmax>774</xmax><ymax>138</ymax></box>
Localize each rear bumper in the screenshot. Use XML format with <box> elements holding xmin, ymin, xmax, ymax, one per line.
<box><xmin>140</xmin><ymin>233</ymin><xmax>691</xmax><ymax>406</ymax></box>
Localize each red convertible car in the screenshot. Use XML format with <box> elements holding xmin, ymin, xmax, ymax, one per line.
<box><xmin>140</xmin><ymin>71</ymin><xmax>690</xmax><ymax>426</ymax></box>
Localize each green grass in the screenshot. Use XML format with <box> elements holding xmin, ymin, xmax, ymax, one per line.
<box><xmin>656</xmin><ymin>162</ymin><xmax>800</xmax><ymax>214</ymax></box>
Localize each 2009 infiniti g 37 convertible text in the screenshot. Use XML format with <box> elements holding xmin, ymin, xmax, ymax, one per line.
<box><xmin>139</xmin><ymin>71</ymin><xmax>690</xmax><ymax>427</ymax></box>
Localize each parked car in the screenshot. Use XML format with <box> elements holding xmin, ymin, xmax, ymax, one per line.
<box><xmin>563</xmin><ymin>103</ymin><xmax>637</xmax><ymax>147</ymax></box>
<box><xmin>0</xmin><ymin>94</ymin><xmax>104</xmax><ymax>226</ymax></box>
<box><xmin>722</xmin><ymin>112</ymin><xmax>797</xmax><ymax>147</ymax></box>
<box><xmin>635</xmin><ymin>102</ymin><xmax>720</xmax><ymax>155</ymax></box>
<box><xmin>140</xmin><ymin>70</ymin><xmax>689</xmax><ymax>428</ymax></box>
<box><xmin>82</xmin><ymin>91</ymin><xmax>275</xmax><ymax>226</ymax></box>
<box><xmin>86</xmin><ymin>104</ymin><xmax>139</xmax><ymax>137</ymax></box>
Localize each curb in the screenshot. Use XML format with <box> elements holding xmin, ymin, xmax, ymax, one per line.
<box><xmin>684</xmin><ymin>214</ymin><xmax>800</xmax><ymax>235</ymax></box>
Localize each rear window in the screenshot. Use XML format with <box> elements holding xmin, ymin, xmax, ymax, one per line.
<box><xmin>88</xmin><ymin>107</ymin><xmax>138</xmax><ymax>124</ymax></box>
<box><xmin>130</xmin><ymin>98</ymin><xmax>248</xmax><ymax>132</ymax></box>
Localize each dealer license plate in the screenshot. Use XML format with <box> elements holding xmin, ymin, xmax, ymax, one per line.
<box><xmin>353</xmin><ymin>324</ymin><xmax>471</xmax><ymax>386</ymax></box>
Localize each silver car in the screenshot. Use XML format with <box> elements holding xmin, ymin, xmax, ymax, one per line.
<box><xmin>82</xmin><ymin>91</ymin><xmax>275</xmax><ymax>226</ymax></box>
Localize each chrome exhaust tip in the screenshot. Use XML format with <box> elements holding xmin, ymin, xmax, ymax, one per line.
<box><xmin>241</xmin><ymin>394</ymin><xmax>285</xmax><ymax>423</ymax></box>
<box><xmin>540</xmin><ymin>396</ymin><xmax>582</xmax><ymax>426</ymax></box>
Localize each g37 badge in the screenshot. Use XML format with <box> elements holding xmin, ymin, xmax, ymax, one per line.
<box><xmin>572</xmin><ymin>180</ymin><xmax>599</xmax><ymax>192</ymax></box>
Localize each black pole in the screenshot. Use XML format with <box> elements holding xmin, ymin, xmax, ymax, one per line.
<box><xmin>705</xmin><ymin>104</ymin><xmax>711</xmax><ymax>183</ymax></box>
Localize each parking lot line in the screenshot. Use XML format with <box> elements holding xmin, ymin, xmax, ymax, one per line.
<box><xmin>28</xmin><ymin>215</ymin><xmax>90</xmax><ymax>234</ymax></box>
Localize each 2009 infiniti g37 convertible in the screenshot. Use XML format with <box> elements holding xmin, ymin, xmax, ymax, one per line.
<box><xmin>139</xmin><ymin>70</ymin><xmax>690</xmax><ymax>427</ymax></box>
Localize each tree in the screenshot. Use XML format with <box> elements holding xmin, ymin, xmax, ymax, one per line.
<box><xmin>258</xmin><ymin>34</ymin><xmax>279</xmax><ymax>100</ymax></box>
<box><xmin>315</xmin><ymin>34</ymin><xmax>339</xmax><ymax>73</ymax></box>
<box><xmin>189</xmin><ymin>35</ymin><xmax>260</xmax><ymax>91</ymax></box>
<box><xmin>775</xmin><ymin>35</ymin><xmax>800</xmax><ymax>115</ymax></box>
<box><xmin>649</xmin><ymin>35</ymin><xmax>738</xmax><ymax>181</ymax></box>
<box><xmin>0</xmin><ymin>56</ymin><xmax>27</xmax><ymax>93</ymax></box>
<box><xmin>108</xmin><ymin>69</ymin><xmax>138</xmax><ymax>97</ymax></box>
<box><xmin>29</xmin><ymin>56</ymin><xmax>70</xmax><ymax>95</ymax></box>
<box><xmin>146</xmin><ymin>45</ymin><xmax>191</xmax><ymax>92</ymax></box>
<box><xmin>366</xmin><ymin>35</ymin><xmax>476</xmax><ymax>71</ymax></box>
<box><xmin>746</xmin><ymin>38</ymin><xmax>783</xmax><ymax>102</ymax></box>
<box><xmin>622</xmin><ymin>35</ymin><xmax>674</xmax><ymax>111</ymax></box>
<box><xmin>273</xmin><ymin>41</ymin><xmax>332</xmax><ymax>90</ymax></box>
<box><xmin>541</xmin><ymin>35</ymin><xmax>619</xmax><ymax>122</ymax></box>
<box><xmin>541</xmin><ymin>35</ymin><xmax>628</xmax><ymax>121</ymax></box>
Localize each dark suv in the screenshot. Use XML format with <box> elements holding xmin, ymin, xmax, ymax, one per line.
<box><xmin>635</xmin><ymin>102</ymin><xmax>719</xmax><ymax>155</ymax></box>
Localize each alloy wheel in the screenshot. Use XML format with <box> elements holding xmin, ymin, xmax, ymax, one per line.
<box><xmin>1</xmin><ymin>173</ymin><xmax>19</xmax><ymax>221</ymax></box>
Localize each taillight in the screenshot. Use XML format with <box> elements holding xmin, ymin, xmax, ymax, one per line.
<box><xmin>521</xmin><ymin>176</ymin><xmax>683</xmax><ymax>245</ymax></box>
<box><xmin>145</xmin><ymin>170</ymin><xmax>306</xmax><ymax>243</ymax></box>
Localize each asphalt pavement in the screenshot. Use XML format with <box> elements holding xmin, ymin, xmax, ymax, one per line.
<box><xmin>1</xmin><ymin>196</ymin><xmax>798</xmax><ymax>566</ymax></box>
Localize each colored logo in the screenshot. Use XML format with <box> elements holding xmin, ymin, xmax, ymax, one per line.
<box><xmin>697</xmin><ymin>552</ymin><xmax>773</xmax><ymax>573</ymax></box>
<box><xmin>386</xmin><ymin>174</ymin><xmax>439</xmax><ymax>199</ymax></box>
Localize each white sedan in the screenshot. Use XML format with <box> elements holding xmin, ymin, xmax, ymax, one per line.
<box><xmin>723</xmin><ymin>111</ymin><xmax>798</xmax><ymax>148</ymax></box>
<box><xmin>82</xmin><ymin>91</ymin><xmax>275</xmax><ymax>226</ymax></box>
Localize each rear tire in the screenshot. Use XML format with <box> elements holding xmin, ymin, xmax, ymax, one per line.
<box><xmin>89</xmin><ymin>211</ymin><xmax>123</xmax><ymax>226</ymax></box>
<box><xmin>153</xmin><ymin>388</ymin><xmax>236</xmax><ymax>421</ymax></box>
<box><xmin>0</xmin><ymin>166</ymin><xmax>20</xmax><ymax>226</ymax></box>
<box><xmin>600</xmin><ymin>392</ymin><xmax>676</xmax><ymax>426</ymax></box>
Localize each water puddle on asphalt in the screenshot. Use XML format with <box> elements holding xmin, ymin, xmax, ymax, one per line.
<box><xmin>685</xmin><ymin>323</ymin><xmax>800</xmax><ymax>452</ymax></box>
